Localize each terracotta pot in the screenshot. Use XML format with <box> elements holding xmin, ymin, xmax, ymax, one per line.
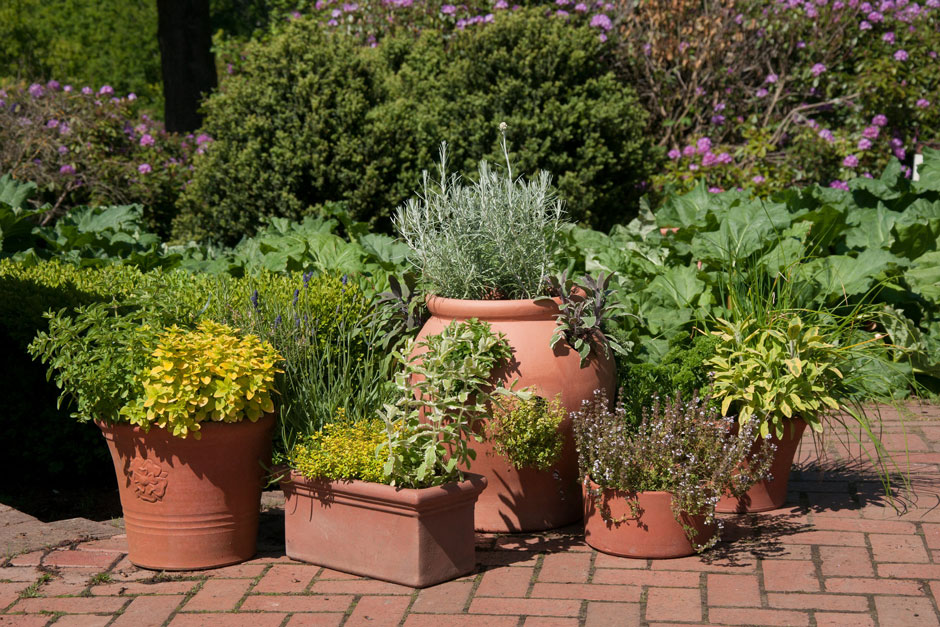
<box><xmin>715</xmin><ymin>418</ymin><xmax>808</xmax><ymax>514</ymax></box>
<box><xmin>282</xmin><ymin>472</ymin><xmax>486</xmax><ymax>588</ymax></box>
<box><xmin>582</xmin><ymin>479</ymin><xmax>715</xmax><ymax>559</ymax></box>
<box><xmin>415</xmin><ymin>296</ymin><xmax>616</xmax><ymax>532</ymax></box>
<box><xmin>99</xmin><ymin>415</ymin><xmax>274</xmax><ymax>570</ymax></box>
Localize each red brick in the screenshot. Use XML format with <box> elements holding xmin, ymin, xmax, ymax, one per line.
<box><xmin>90</xmin><ymin>580</ymin><xmax>198</xmax><ymax>596</ymax></box>
<box><xmin>308</xmin><ymin>579</ymin><xmax>414</xmax><ymax>595</ymax></box>
<box><xmin>253</xmin><ymin>564</ymin><xmax>316</xmax><ymax>593</ymax></box>
<box><xmin>925</xmin><ymin>523</ymin><xmax>940</xmax><ymax>549</ymax></box>
<box><xmin>650</xmin><ymin>555</ymin><xmax>756</xmax><ymax>572</ymax></box>
<box><xmin>478</xmin><ymin>550</ymin><xmax>540</xmax><ymax>567</ymax></box>
<box><xmin>531</xmin><ymin>582</ymin><xmax>640</xmax><ymax>602</ymax></box>
<box><xmin>43</xmin><ymin>549</ymin><xmax>117</xmax><ymax>569</ymax></box>
<box><xmin>592</xmin><ymin>554</ymin><xmax>648</xmax><ymax>569</ymax></box>
<box><xmin>34</xmin><ymin>579</ymin><xmax>89</xmax><ymax>596</ymax></box>
<box><xmin>785</xmin><ymin>531</ymin><xmax>867</xmax><ymax>546</ymax></box>
<box><xmin>761</xmin><ymin>560</ymin><xmax>819</xmax><ymax>592</ymax></box>
<box><xmin>475</xmin><ymin>566</ymin><xmax>534</xmax><ymax>597</ymax></box>
<box><xmin>584</xmin><ymin>601</ymin><xmax>641</xmax><ymax>627</ymax></box>
<box><xmin>645</xmin><ymin>587</ymin><xmax>700</xmax><ymax>623</ymax></box>
<box><xmin>239</xmin><ymin>594</ymin><xmax>354</xmax><ymax>612</ymax></box>
<box><xmin>592</xmin><ymin>569</ymin><xmax>699</xmax><ymax>587</ymax></box>
<box><xmin>8</xmin><ymin>552</ymin><xmax>43</xmax><ymax>567</ymax></box>
<box><xmin>469</xmin><ymin>598</ymin><xmax>581</xmax><ymax>617</ymax></box>
<box><xmin>933</xmin><ymin>581</ymin><xmax>940</xmax><ymax>606</ymax></box>
<box><xmin>493</xmin><ymin>536</ymin><xmax>589</xmax><ymax>552</ymax></box>
<box><xmin>10</xmin><ymin>596</ymin><xmax>127</xmax><ymax>613</ymax></box>
<box><xmin>877</xmin><ymin>563</ymin><xmax>940</xmax><ymax>579</ymax></box>
<box><xmin>404</xmin><ymin>616</ymin><xmax>519</xmax><ymax>627</ymax></box>
<box><xmin>284</xmin><ymin>615</ymin><xmax>345</xmax><ymax>627</ymax></box>
<box><xmin>708</xmin><ymin>607</ymin><xmax>810</xmax><ymax>626</ymax></box>
<box><xmin>870</xmin><ymin>534</ymin><xmax>930</xmax><ymax>563</ymax></box>
<box><xmin>317</xmin><ymin>568</ymin><xmax>363</xmax><ymax>580</ymax></box>
<box><xmin>410</xmin><ymin>580</ymin><xmax>474</xmax><ymax>613</ymax></box>
<box><xmin>205</xmin><ymin>563</ymin><xmax>267</xmax><ymax>579</ymax></box>
<box><xmin>706</xmin><ymin>574</ymin><xmax>761</xmax><ymax>607</ymax></box>
<box><xmin>810</xmin><ymin>516</ymin><xmax>916</xmax><ymax>534</ymax></box>
<box><xmin>346</xmin><ymin>595</ymin><xmax>412</xmax><ymax>627</ymax></box>
<box><xmin>815</xmin><ymin>614</ymin><xmax>876</xmax><ymax>627</ymax></box>
<box><xmin>766</xmin><ymin>592</ymin><xmax>869</xmax><ymax>611</ymax></box>
<box><xmin>825</xmin><ymin>577</ymin><xmax>926</xmax><ymax>595</ymax></box>
<box><xmin>538</xmin><ymin>552</ymin><xmax>592</xmax><ymax>584</ymax></box>
<box><xmin>110</xmin><ymin>594</ymin><xmax>185</xmax><ymax>627</ymax></box>
<box><xmin>819</xmin><ymin>546</ymin><xmax>874</xmax><ymax>577</ymax></box>
<box><xmin>0</xmin><ymin>582</ymin><xmax>28</xmax><ymax>610</ymax></box>
<box><xmin>0</xmin><ymin>567</ymin><xmax>40</xmax><ymax>582</ymax></box>
<box><xmin>49</xmin><ymin>616</ymin><xmax>113</xmax><ymax>627</ymax></box>
<box><xmin>184</xmin><ymin>578</ymin><xmax>254</xmax><ymax>611</ymax></box>
<box><xmin>169</xmin><ymin>614</ymin><xmax>287</xmax><ymax>627</ymax></box>
<box><xmin>765</xmin><ymin>545</ymin><xmax>814</xmax><ymax>560</ymax></box>
<box><xmin>75</xmin><ymin>536</ymin><xmax>129</xmax><ymax>553</ymax></box>
<box><xmin>875</xmin><ymin>595</ymin><xmax>940</xmax><ymax>627</ymax></box>
<box><xmin>523</xmin><ymin>618</ymin><xmax>580</xmax><ymax>627</ymax></box>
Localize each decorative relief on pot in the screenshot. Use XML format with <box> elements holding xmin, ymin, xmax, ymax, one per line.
<box><xmin>129</xmin><ymin>458</ymin><xmax>169</xmax><ymax>502</ymax></box>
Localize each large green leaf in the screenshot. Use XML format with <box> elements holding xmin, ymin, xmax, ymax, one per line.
<box><xmin>913</xmin><ymin>147</ymin><xmax>940</xmax><ymax>193</ymax></box>
<box><xmin>806</xmin><ymin>248</ymin><xmax>905</xmax><ymax>301</ymax></box>
<box><xmin>656</xmin><ymin>182</ymin><xmax>713</xmax><ymax>230</ymax></box>
<box><xmin>905</xmin><ymin>251</ymin><xmax>940</xmax><ymax>302</ymax></box>
<box><xmin>844</xmin><ymin>204</ymin><xmax>898</xmax><ymax>250</ymax></box>
<box><xmin>891</xmin><ymin>198</ymin><xmax>940</xmax><ymax>260</ymax></box>
<box><xmin>690</xmin><ymin>199</ymin><xmax>792</xmax><ymax>264</ymax></box>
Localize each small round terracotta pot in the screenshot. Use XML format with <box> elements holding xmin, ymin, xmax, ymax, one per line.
<box><xmin>582</xmin><ymin>479</ymin><xmax>715</xmax><ymax>559</ymax></box>
<box><xmin>415</xmin><ymin>295</ymin><xmax>616</xmax><ymax>532</ymax></box>
<box><xmin>98</xmin><ymin>415</ymin><xmax>274</xmax><ymax>570</ymax></box>
<box><xmin>715</xmin><ymin>418</ymin><xmax>808</xmax><ymax>514</ymax></box>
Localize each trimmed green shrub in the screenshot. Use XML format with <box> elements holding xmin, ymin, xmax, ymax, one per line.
<box><xmin>175</xmin><ymin>9</ymin><xmax>654</xmax><ymax>243</ymax></box>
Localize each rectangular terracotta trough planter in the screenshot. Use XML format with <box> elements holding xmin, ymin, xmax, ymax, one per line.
<box><xmin>282</xmin><ymin>471</ymin><xmax>486</xmax><ymax>588</ymax></box>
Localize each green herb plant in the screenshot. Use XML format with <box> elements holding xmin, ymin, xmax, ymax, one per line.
<box><xmin>380</xmin><ymin>318</ymin><xmax>515</xmax><ymax>488</ymax></box>
<box><xmin>573</xmin><ymin>390</ymin><xmax>774</xmax><ymax>551</ymax></box>
<box><xmin>486</xmin><ymin>394</ymin><xmax>566</xmax><ymax>471</ymax></box>
<box><xmin>288</xmin><ymin>414</ymin><xmax>386</xmax><ymax>484</ymax></box>
<box><xmin>120</xmin><ymin>320</ymin><xmax>282</xmax><ymax>439</ymax></box>
<box><xmin>395</xmin><ymin>124</ymin><xmax>565</xmax><ymax>300</ymax></box>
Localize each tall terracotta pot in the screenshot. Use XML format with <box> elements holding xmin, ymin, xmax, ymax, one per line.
<box><xmin>715</xmin><ymin>418</ymin><xmax>808</xmax><ymax>514</ymax></box>
<box><xmin>415</xmin><ymin>296</ymin><xmax>616</xmax><ymax>532</ymax></box>
<box><xmin>282</xmin><ymin>472</ymin><xmax>486</xmax><ymax>588</ymax></box>
<box><xmin>583</xmin><ymin>480</ymin><xmax>715</xmax><ymax>559</ymax></box>
<box><xmin>99</xmin><ymin>415</ymin><xmax>274</xmax><ymax>570</ymax></box>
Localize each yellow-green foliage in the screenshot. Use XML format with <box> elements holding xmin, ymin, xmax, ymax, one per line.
<box><xmin>288</xmin><ymin>417</ymin><xmax>385</xmax><ymax>483</ymax></box>
<box><xmin>487</xmin><ymin>394</ymin><xmax>566</xmax><ymax>470</ymax></box>
<box><xmin>121</xmin><ymin>320</ymin><xmax>282</xmax><ymax>438</ymax></box>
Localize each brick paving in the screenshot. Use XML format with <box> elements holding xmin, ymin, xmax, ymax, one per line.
<box><xmin>1</xmin><ymin>402</ymin><xmax>939</xmax><ymax>626</ymax></box>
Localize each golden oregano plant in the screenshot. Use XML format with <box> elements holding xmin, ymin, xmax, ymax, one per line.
<box><xmin>120</xmin><ymin>320</ymin><xmax>282</xmax><ymax>438</ymax></box>
<box><xmin>707</xmin><ymin>315</ymin><xmax>843</xmax><ymax>439</ymax></box>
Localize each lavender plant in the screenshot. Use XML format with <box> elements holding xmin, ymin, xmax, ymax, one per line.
<box><xmin>572</xmin><ymin>389</ymin><xmax>775</xmax><ymax>550</ymax></box>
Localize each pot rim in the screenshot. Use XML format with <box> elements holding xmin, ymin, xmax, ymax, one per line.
<box><xmin>95</xmin><ymin>413</ymin><xmax>276</xmax><ymax>436</ymax></box>
<box><xmin>425</xmin><ymin>294</ymin><xmax>561</xmax><ymax>320</ymax></box>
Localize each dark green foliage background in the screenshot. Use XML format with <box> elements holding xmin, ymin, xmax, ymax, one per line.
<box><xmin>174</xmin><ymin>9</ymin><xmax>655</xmax><ymax>244</ymax></box>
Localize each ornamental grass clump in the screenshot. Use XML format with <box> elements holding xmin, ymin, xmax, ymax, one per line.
<box><xmin>394</xmin><ymin>125</ymin><xmax>565</xmax><ymax>300</ymax></box>
<box><xmin>572</xmin><ymin>389</ymin><xmax>775</xmax><ymax>550</ymax></box>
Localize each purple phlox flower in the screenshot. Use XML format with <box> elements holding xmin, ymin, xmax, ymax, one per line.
<box><xmin>58</xmin><ymin>123</ymin><xmax>70</xmax><ymax>135</ymax></box>
<box><xmin>327</xmin><ymin>18</ymin><xmax>338</xmax><ymax>26</ymax></box>
<box><xmin>818</xmin><ymin>129</ymin><xmax>835</xmax><ymax>142</ymax></box>
<box><xmin>455</xmin><ymin>18</ymin><xmax>467</xmax><ymax>27</ymax></box>
<box><xmin>643</xmin><ymin>42</ymin><xmax>652</xmax><ymax>55</ymax></box>
<box><xmin>867</xmin><ymin>10</ymin><xmax>884</xmax><ymax>20</ymax></box>
<box><xmin>882</xmin><ymin>31</ymin><xmax>896</xmax><ymax>43</ymax></box>
<box><xmin>894</xmin><ymin>49</ymin><xmax>908</xmax><ymax>61</ymax></box>
<box><xmin>830</xmin><ymin>179</ymin><xmax>850</xmax><ymax>190</ymax></box>
<box><xmin>555</xmin><ymin>0</ymin><xmax>571</xmax><ymax>5</ymax></box>
<box><xmin>689</xmin><ymin>163</ymin><xmax>700</xmax><ymax>171</ymax></box>
<box><xmin>858</xmin><ymin>137</ymin><xmax>873</xmax><ymax>150</ymax></box>
<box><xmin>930</xmin><ymin>51</ymin><xmax>938</xmax><ymax>59</ymax></box>
<box><xmin>709</xmin><ymin>186</ymin><xmax>724</xmax><ymax>193</ymax></box>
<box><xmin>756</xmin><ymin>87</ymin><xmax>769</xmax><ymax>98</ymax></box>
<box><xmin>196</xmin><ymin>133</ymin><xmax>212</xmax><ymax>145</ymax></box>
<box><xmin>752</xmin><ymin>174</ymin><xmax>766</xmax><ymax>184</ymax></box>
<box><xmin>928</xmin><ymin>0</ymin><xmax>939</xmax><ymax>7</ymax></box>
<box><xmin>695</xmin><ymin>86</ymin><xmax>706</xmax><ymax>96</ymax></box>
<box><xmin>81</xmin><ymin>86</ymin><xmax>92</xmax><ymax>95</ymax></box>
<box><xmin>315</xmin><ymin>0</ymin><xmax>326</xmax><ymax>8</ymax></box>
<box><xmin>696</xmin><ymin>137</ymin><xmax>712</xmax><ymax>153</ymax></box>
<box><xmin>98</xmin><ymin>85</ymin><xmax>114</xmax><ymax>96</ymax></box>
<box><xmin>765</xmin><ymin>73</ymin><xmax>779</xmax><ymax>84</ymax></box>
<box><xmin>556</xmin><ymin>9</ymin><xmax>569</xmax><ymax>16</ymax></box>
<box><xmin>805</xmin><ymin>5</ymin><xmax>818</xmax><ymax>16</ymax></box>
<box><xmin>811</xmin><ymin>63</ymin><xmax>827</xmax><ymax>76</ymax></box>
<box><xmin>916</xmin><ymin>98</ymin><xmax>930</xmax><ymax>108</ymax></box>
<box><xmin>711</xmin><ymin>114</ymin><xmax>726</xmax><ymax>125</ymax></box>
<box><xmin>890</xmin><ymin>137</ymin><xmax>903</xmax><ymax>148</ymax></box>
<box><xmin>137</xmin><ymin>163</ymin><xmax>152</xmax><ymax>174</ymax></box>
<box><xmin>860</xmin><ymin>20</ymin><xmax>872</xmax><ymax>29</ymax></box>
<box><xmin>843</xmin><ymin>154</ymin><xmax>859</xmax><ymax>167</ymax></box>
<box><xmin>863</xmin><ymin>125</ymin><xmax>880</xmax><ymax>139</ymax></box>
<box><xmin>702</xmin><ymin>152</ymin><xmax>718</xmax><ymax>166</ymax></box>
<box><xmin>797</xmin><ymin>40</ymin><xmax>807</xmax><ymax>48</ymax></box>
<box><xmin>46</xmin><ymin>119</ymin><xmax>59</xmax><ymax>128</ymax></box>
<box><xmin>717</xmin><ymin>152</ymin><xmax>732</xmax><ymax>164</ymax></box>
<box><xmin>46</xmin><ymin>80</ymin><xmax>60</xmax><ymax>90</ymax></box>
<box><xmin>57</xmin><ymin>145</ymin><xmax>68</xmax><ymax>155</ymax></box>
<box><xmin>679</xmin><ymin>41</ymin><xmax>690</xmax><ymax>52</ymax></box>
<box><xmin>872</xmin><ymin>114</ymin><xmax>888</xmax><ymax>126</ymax></box>
<box><xmin>714</xmin><ymin>102</ymin><xmax>726</xmax><ymax>112</ymax></box>
<box><xmin>28</xmin><ymin>83</ymin><xmax>43</xmax><ymax>98</ymax></box>
<box><xmin>668</xmin><ymin>148</ymin><xmax>681</xmax><ymax>160</ymax></box>
<box><xmin>331</xmin><ymin>8</ymin><xmax>341</xmax><ymax>17</ymax></box>
<box><xmin>94</xmin><ymin>100</ymin><xmax>101</xmax><ymax>106</ymax></box>
<box><xmin>63</xmin><ymin>85</ymin><xmax>72</xmax><ymax>93</ymax></box>
<box><xmin>861</xmin><ymin>2</ymin><xmax>872</xmax><ymax>10</ymax></box>
<box><xmin>682</xmin><ymin>144</ymin><xmax>696</xmax><ymax>157</ymax></box>
<box><xmin>127</xmin><ymin>92</ymin><xmax>136</xmax><ymax>101</ymax></box>
<box><xmin>59</xmin><ymin>164</ymin><xmax>75</xmax><ymax>175</ymax></box>
<box><xmin>139</xmin><ymin>133</ymin><xmax>155</xmax><ymax>147</ymax></box>
<box><xmin>590</xmin><ymin>13</ymin><xmax>612</xmax><ymax>30</ymax></box>
<box><xmin>342</xmin><ymin>3</ymin><xmax>358</xmax><ymax>11</ymax></box>
<box><xmin>484</xmin><ymin>13</ymin><xmax>495</xmax><ymax>22</ymax></box>
<box><xmin>833</xmin><ymin>1</ymin><xmax>844</xmax><ymax>9</ymax></box>
<box><xmin>495</xmin><ymin>0</ymin><xmax>508</xmax><ymax>8</ymax></box>
<box><xmin>902</xmin><ymin>165</ymin><xmax>912</xmax><ymax>178</ymax></box>
<box><xmin>574</xmin><ymin>2</ymin><xmax>588</xmax><ymax>11</ymax></box>
<box><xmin>441</xmin><ymin>2</ymin><xmax>456</xmax><ymax>12</ymax></box>
<box><xmin>862</xmin><ymin>172</ymin><xmax>873</xmax><ymax>178</ymax></box>
<box><xmin>734</xmin><ymin>12</ymin><xmax>744</xmax><ymax>23</ymax></box>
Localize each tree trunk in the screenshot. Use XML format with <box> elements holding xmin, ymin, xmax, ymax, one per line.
<box><xmin>157</xmin><ymin>0</ymin><xmax>217</xmax><ymax>133</ymax></box>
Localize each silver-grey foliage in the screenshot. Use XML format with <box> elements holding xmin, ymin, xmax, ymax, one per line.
<box><xmin>394</xmin><ymin>133</ymin><xmax>565</xmax><ymax>300</ymax></box>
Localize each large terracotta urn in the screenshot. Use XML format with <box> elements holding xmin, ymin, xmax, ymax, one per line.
<box><xmin>415</xmin><ymin>296</ymin><xmax>616</xmax><ymax>532</ymax></box>
<box><xmin>99</xmin><ymin>415</ymin><xmax>274</xmax><ymax>570</ymax></box>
